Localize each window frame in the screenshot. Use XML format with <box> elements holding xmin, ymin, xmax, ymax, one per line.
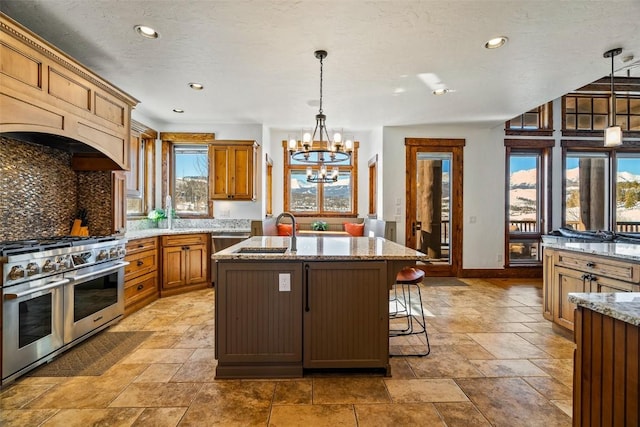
<box><xmin>126</xmin><ymin>120</ymin><xmax>157</xmax><ymax>218</ymax></box>
<box><xmin>282</xmin><ymin>140</ymin><xmax>359</xmax><ymax>217</ymax></box>
<box><xmin>505</xmin><ymin>102</ymin><xmax>553</xmax><ymax>136</ymax></box>
<box><xmin>504</xmin><ymin>139</ymin><xmax>553</xmax><ymax>267</ymax></box>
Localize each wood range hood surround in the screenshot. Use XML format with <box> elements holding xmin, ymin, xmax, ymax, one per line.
<box><xmin>0</xmin><ymin>13</ymin><xmax>138</xmax><ymax>171</ymax></box>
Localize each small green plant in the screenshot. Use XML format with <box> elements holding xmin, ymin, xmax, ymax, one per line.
<box><xmin>147</xmin><ymin>208</ymin><xmax>166</xmax><ymax>224</ymax></box>
<box><xmin>311</xmin><ymin>220</ymin><xmax>328</xmax><ymax>231</ymax></box>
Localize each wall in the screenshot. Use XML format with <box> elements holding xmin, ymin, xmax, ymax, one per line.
<box><xmin>382</xmin><ymin>123</ymin><xmax>506</xmax><ymax>269</ymax></box>
<box><xmin>0</xmin><ymin>136</ymin><xmax>113</xmax><ymax>240</ymax></box>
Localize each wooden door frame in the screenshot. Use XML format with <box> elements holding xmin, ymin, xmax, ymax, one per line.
<box><xmin>405</xmin><ymin>138</ymin><xmax>464</xmax><ymax>277</ymax></box>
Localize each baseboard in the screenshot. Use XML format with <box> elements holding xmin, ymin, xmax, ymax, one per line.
<box><xmin>460</xmin><ymin>266</ymin><xmax>542</xmax><ymax>278</ymax></box>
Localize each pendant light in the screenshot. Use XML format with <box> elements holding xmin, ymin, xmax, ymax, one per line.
<box><xmin>604</xmin><ymin>48</ymin><xmax>623</xmax><ymax>147</ymax></box>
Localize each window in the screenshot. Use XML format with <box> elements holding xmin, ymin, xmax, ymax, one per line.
<box><xmin>283</xmin><ymin>141</ymin><xmax>358</xmax><ymax>216</ymax></box>
<box><xmin>126</xmin><ymin>120</ymin><xmax>156</xmax><ymax>216</ymax></box>
<box><xmin>160</xmin><ymin>133</ymin><xmax>216</xmax><ymax>218</ymax></box>
<box><xmin>505</xmin><ymin>142</ymin><xmax>552</xmax><ymax>265</ymax></box>
<box><xmin>173</xmin><ymin>145</ymin><xmax>209</xmax><ymax>216</ymax></box>
<box><xmin>563</xmin><ymin>93</ymin><xmax>640</xmax><ymax>136</ymax></box>
<box><xmin>368</xmin><ymin>154</ymin><xmax>378</xmax><ymax>217</ymax></box>
<box><xmin>506</xmin><ymin>103</ymin><xmax>553</xmax><ymax>136</ymax></box>
<box><xmin>563</xmin><ymin>149</ymin><xmax>640</xmax><ymax>232</ymax></box>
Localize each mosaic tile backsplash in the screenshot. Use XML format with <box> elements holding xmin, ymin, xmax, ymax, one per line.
<box><xmin>0</xmin><ymin>136</ymin><xmax>113</xmax><ymax>241</ymax></box>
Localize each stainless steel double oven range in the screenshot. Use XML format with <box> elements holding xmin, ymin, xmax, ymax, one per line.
<box><xmin>1</xmin><ymin>236</ymin><xmax>127</xmax><ymax>384</ymax></box>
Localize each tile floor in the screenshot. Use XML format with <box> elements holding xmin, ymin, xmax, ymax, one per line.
<box><xmin>1</xmin><ymin>278</ymin><xmax>574</xmax><ymax>426</ymax></box>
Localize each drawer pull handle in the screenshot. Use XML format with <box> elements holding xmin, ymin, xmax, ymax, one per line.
<box><xmin>137</xmin><ymin>260</ymin><xmax>144</xmax><ymax>266</ymax></box>
<box><xmin>586</xmin><ymin>262</ymin><xmax>595</xmax><ymax>268</ymax></box>
<box><xmin>137</xmin><ymin>284</ymin><xmax>144</xmax><ymax>290</ymax></box>
<box><xmin>138</xmin><ymin>244</ymin><xmax>144</xmax><ymax>248</ymax></box>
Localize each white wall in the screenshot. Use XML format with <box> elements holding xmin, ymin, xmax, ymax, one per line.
<box><xmin>382</xmin><ymin>123</ymin><xmax>506</xmax><ymax>269</ymax></box>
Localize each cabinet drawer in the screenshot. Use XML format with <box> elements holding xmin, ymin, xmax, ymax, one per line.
<box><xmin>125</xmin><ymin>271</ymin><xmax>158</xmax><ymax>305</ymax></box>
<box><xmin>125</xmin><ymin>249</ymin><xmax>158</xmax><ymax>279</ymax></box>
<box><xmin>126</xmin><ymin>237</ymin><xmax>158</xmax><ymax>255</ymax></box>
<box><xmin>162</xmin><ymin>234</ymin><xmax>208</xmax><ymax>247</ymax></box>
<box><xmin>556</xmin><ymin>251</ymin><xmax>640</xmax><ymax>283</ymax></box>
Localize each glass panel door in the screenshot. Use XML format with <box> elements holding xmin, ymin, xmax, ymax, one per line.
<box><xmin>415</xmin><ymin>152</ymin><xmax>452</xmax><ymax>264</ymax></box>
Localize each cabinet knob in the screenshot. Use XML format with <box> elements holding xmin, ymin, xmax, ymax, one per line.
<box><xmin>137</xmin><ymin>284</ymin><xmax>144</xmax><ymax>290</ymax></box>
<box><xmin>137</xmin><ymin>260</ymin><xmax>144</xmax><ymax>266</ymax></box>
<box><xmin>138</xmin><ymin>244</ymin><xmax>144</xmax><ymax>248</ymax></box>
<box><xmin>586</xmin><ymin>262</ymin><xmax>595</xmax><ymax>268</ymax></box>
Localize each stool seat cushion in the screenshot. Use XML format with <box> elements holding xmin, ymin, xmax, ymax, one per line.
<box><xmin>396</xmin><ymin>267</ymin><xmax>425</xmax><ymax>284</ymax></box>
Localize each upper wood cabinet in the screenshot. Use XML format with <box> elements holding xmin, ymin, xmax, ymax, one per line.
<box><xmin>0</xmin><ymin>13</ymin><xmax>138</xmax><ymax>170</ymax></box>
<box><xmin>211</xmin><ymin>140</ymin><xmax>257</xmax><ymax>200</ymax></box>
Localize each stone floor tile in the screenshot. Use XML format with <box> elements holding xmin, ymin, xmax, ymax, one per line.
<box><xmin>388</xmin><ymin>357</ymin><xmax>417</xmax><ymax>379</ymax></box>
<box><xmin>170</xmin><ymin>362</ymin><xmax>217</xmax><ymax>382</ymax></box>
<box><xmin>191</xmin><ymin>381</ymin><xmax>276</xmax><ymax>408</ymax></box>
<box><xmin>354</xmin><ymin>402</ymin><xmax>445</xmax><ymax>426</ymax></box>
<box><xmin>109</xmin><ymin>382</ymin><xmax>202</xmax><ymax>407</ymax></box>
<box><xmin>269</xmin><ymin>404</ymin><xmax>355</xmax><ymax>427</ymax></box>
<box><xmin>0</xmin><ymin>383</ymin><xmax>54</xmax><ymax>409</ymax></box>
<box><xmin>407</xmin><ymin>349</ymin><xmax>484</xmax><ymax>378</ymax></box>
<box><xmin>385</xmin><ymin>378</ymin><xmax>469</xmax><ymax>403</ymax></box>
<box><xmin>272</xmin><ymin>380</ymin><xmax>313</xmax><ymax>404</ymax></box>
<box><xmin>467</xmin><ymin>333</ymin><xmax>549</xmax><ymax>359</ymax></box>
<box><xmin>24</xmin><ymin>377</ymin><xmax>130</xmax><ymax>409</ymax></box>
<box><xmin>131</xmin><ymin>407</ymin><xmax>187</xmax><ymax>427</ymax></box>
<box><xmin>40</xmin><ymin>408</ymin><xmax>143</xmax><ymax>427</ymax></box>
<box><xmin>0</xmin><ymin>409</ymin><xmax>58</xmax><ymax>427</ymax></box>
<box><xmin>529</xmin><ymin>359</ymin><xmax>574</xmax><ymax>387</ymax></box>
<box><xmin>469</xmin><ymin>359</ymin><xmax>550</xmax><ymax>377</ymax></box>
<box><xmin>133</xmin><ymin>364</ymin><xmax>182</xmax><ymax>383</ymax></box>
<box><xmin>120</xmin><ymin>348</ymin><xmax>195</xmax><ymax>364</ymax></box>
<box><xmin>551</xmin><ymin>399</ymin><xmax>573</xmax><ymax>417</ymax></box>
<box><xmin>312</xmin><ymin>377</ymin><xmax>390</xmax><ymax>404</ymax></box>
<box><xmin>523</xmin><ymin>377</ymin><xmax>573</xmax><ymax>400</ymax></box>
<box><xmin>456</xmin><ymin>377</ymin><xmax>571</xmax><ymax>427</ymax></box>
<box><xmin>187</xmin><ymin>348</ymin><xmax>218</xmax><ymax>363</ymax></box>
<box><xmin>433</xmin><ymin>402</ymin><xmax>491</xmax><ymax>426</ymax></box>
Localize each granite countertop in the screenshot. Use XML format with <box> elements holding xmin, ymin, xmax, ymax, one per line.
<box><xmin>568</xmin><ymin>292</ymin><xmax>640</xmax><ymax>327</ymax></box>
<box><xmin>212</xmin><ymin>236</ymin><xmax>429</xmax><ymax>261</ymax></box>
<box><xmin>542</xmin><ymin>241</ymin><xmax>640</xmax><ymax>262</ymax></box>
<box><xmin>126</xmin><ymin>227</ymin><xmax>251</xmax><ymax>240</ymax></box>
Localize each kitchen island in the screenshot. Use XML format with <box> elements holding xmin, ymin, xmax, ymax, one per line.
<box><xmin>568</xmin><ymin>292</ymin><xmax>639</xmax><ymax>426</ymax></box>
<box><xmin>212</xmin><ymin>236</ymin><xmax>428</xmax><ymax>378</ymax></box>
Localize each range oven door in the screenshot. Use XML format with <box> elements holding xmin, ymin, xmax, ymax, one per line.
<box><xmin>2</xmin><ymin>276</ymin><xmax>67</xmax><ymax>382</ymax></box>
<box><xmin>63</xmin><ymin>261</ymin><xmax>126</xmax><ymax>344</ymax></box>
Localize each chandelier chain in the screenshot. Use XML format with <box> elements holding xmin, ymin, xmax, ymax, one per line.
<box><xmin>319</xmin><ymin>54</ymin><xmax>324</xmax><ymax>115</ymax></box>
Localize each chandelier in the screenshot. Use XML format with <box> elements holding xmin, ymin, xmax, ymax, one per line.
<box><xmin>288</xmin><ymin>50</ymin><xmax>353</xmax><ymax>183</ymax></box>
<box><xmin>604</xmin><ymin>47</ymin><xmax>623</xmax><ymax>147</ymax></box>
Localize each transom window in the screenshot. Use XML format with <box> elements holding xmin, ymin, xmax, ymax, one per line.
<box><xmin>283</xmin><ymin>141</ymin><xmax>359</xmax><ymax>216</ymax></box>
<box><xmin>563</xmin><ymin>94</ymin><xmax>640</xmax><ymax>134</ymax></box>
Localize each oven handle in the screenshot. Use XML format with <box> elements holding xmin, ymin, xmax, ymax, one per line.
<box><xmin>4</xmin><ymin>278</ymin><xmax>70</xmax><ymax>300</ymax></box>
<box><xmin>67</xmin><ymin>261</ymin><xmax>129</xmax><ymax>283</ymax></box>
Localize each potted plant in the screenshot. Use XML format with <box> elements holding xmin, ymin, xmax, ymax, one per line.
<box><xmin>147</xmin><ymin>208</ymin><xmax>166</xmax><ymax>227</ymax></box>
<box><xmin>311</xmin><ymin>220</ymin><xmax>328</xmax><ymax>231</ymax></box>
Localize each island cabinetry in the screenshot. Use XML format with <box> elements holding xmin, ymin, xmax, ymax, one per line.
<box><xmin>573</xmin><ymin>306</ymin><xmax>639</xmax><ymax>426</ymax></box>
<box><xmin>544</xmin><ymin>248</ymin><xmax>640</xmax><ymax>332</ymax></box>
<box><xmin>211</xmin><ymin>140</ymin><xmax>257</xmax><ymax>200</ymax></box>
<box><xmin>161</xmin><ymin>234</ymin><xmax>209</xmax><ymax>297</ymax></box>
<box><xmin>303</xmin><ymin>261</ymin><xmax>388</xmax><ymax>371</ymax></box>
<box><xmin>215</xmin><ymin>262</ymin><xmax>303</xmax><ymax>378</ymax></box>
<box><xmin>124</xmin><ymin>237</ymin><xmax>159</xmax><ymax>316</ymax></box>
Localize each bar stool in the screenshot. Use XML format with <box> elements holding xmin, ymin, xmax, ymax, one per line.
<box><xmin>389</xmin><ymin>267</ymin><xmax>431</xmax><ymax>357</ymax></box>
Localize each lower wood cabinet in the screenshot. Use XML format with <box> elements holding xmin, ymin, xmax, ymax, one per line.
<box><xmin>215</xmin><ymin>262</ymin><xmax>303</xmax><ymax>378</ymax></box>
<box><xmin>124</xmin><ymin>237</ymin><xmax>159</xmax><ymax>316</ymax></box>
<box><xmin>161</xmin><ymin>233</ymin><xmax>210</xmax><ymax>297</ymax></box>
<box><xmin>303</xmin><ymin>261</ymin><xmax>388</xmax><ymax>370</ymax></box>
<box><xmin>543</xmin><ymin>248</ymin><xmax>640</xmax><ymax>332</ymax></box>
<box><xmin>214</xmin><ymin>259</ymin><xmax>390</xmax><ymax>378</ymax></box>
<box><xmin>573</xmin><ymin>306</ymin><xmax>639</xmax><ymax>426</ymax></box>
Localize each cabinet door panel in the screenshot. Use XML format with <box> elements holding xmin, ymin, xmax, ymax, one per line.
<box><xmin>186</xmin><ymin>244</ymin><xmax>208</xmax><ymax>284</ymax></box>
<box><xmin>216</xmin><ymin>262</ymin><xmax>302</xmax><ymax>363</ymax></box>
<box><xmin>303</xmin><ymin>261</ymin><xmax>388</xmax><ymax>369</ymax></box>
<box><xmin>554</xmin><ymin>266</ymin><xmax>588</xmax><ymax>331</ymax></box>
<box><xmin>162</xmin><ymin>246</ymin><xmax>186</xmax><ymax>289</ymax></box>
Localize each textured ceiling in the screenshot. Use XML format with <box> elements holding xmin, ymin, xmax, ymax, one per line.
<box><xmin>2</xmin><ymin>0</ymin><xmax>640</xmax><ymax>130</ymax></box>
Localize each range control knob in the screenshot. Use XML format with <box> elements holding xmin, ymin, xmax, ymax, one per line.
<box><xmin>57</xmin><ymin>255</ymin><xmax>71</xmax><ymax>270</ymax></box>
<box><xmin>96</xmin><ymin>249</ymin><xmax>108</xmax><ymax>261</ymax></box>
<box><xmin>42</xmin><ymin>260</ymin><xmax>57</xmax><ymax>273</ymax></box>
<box><xmin>8</xmin><ymin>265</ymin><xmax>25</xmax><ymax>280</ymax></box>
<box><xmin>117</xmin><ymin>246</ymin><xmax>126</xmax><ymax>257</ymax></box>
<box><xmin>26</xmin><ymin>262</ymin><xmax>40</xmax><ymax>276</ymax></box>
<box><xmin>109</xmin><ymin>247</ymin><xmax>118</xmax><ymax>258</ymax></box>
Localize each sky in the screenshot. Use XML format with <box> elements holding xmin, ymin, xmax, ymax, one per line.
<box><xmin>511</xmin><ymin>155</ymin><xmax>640</xmax><ymax>175</ymax></box>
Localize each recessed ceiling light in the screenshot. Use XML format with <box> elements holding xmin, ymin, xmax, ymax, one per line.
<box><xmin>189</xmin><ymin>82</ymin><xmax>204</xmax><ymax>90</ymax></box>
<box><xmin>173</xmin><ymin>108</ymin><xmax>184</xmax><ymax>113</ymax></box>
<box><xmin>484</xmin><ymin>36</ymin><xmax>508</xmax><ymax>49</ymax></box>
<box><xmin>432</xmin><ymin>88</ymin><xmax>450</xmax><ymax>95</ymax></box>
<box><xmin>134</xmin><ymin>25</ymin><xmax>159</xmax><ymax>39</ymax></box>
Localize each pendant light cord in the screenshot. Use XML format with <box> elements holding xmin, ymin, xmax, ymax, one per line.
<box><xmin>610</xmin><ymin>53</ymin><xmax>616</xmax><ymax>127</ymax></box>
<box><xmin>318</xmin><ymin>54</ymin><xmax>324</xmax><ymax>115</ymax></box>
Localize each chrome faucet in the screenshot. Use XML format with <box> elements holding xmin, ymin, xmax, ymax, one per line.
<box><xmin>276</xmin><ymin>212</ymin><xmax>297</xmax><ymax>252</ymax></box>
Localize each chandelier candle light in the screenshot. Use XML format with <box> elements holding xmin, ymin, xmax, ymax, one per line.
<box><xmin>288</xmin><ymin>50</ymin><xmax>353</xmax><ymax>183</ymax></box>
